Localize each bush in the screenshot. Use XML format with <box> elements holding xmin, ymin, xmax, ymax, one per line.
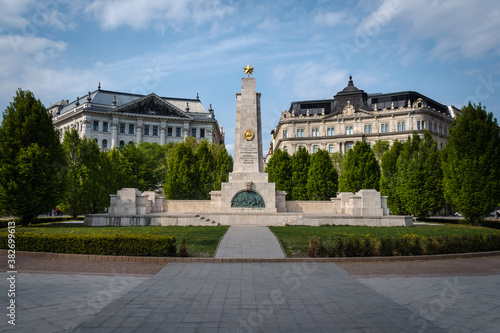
<box><xmin>0</xmin><ymin>233</ymin><xmax>177</xmax><ymax>256</ymax></box>
<box><xmin>178</xmin><ymin>238</ymin><xmax>189</xmax><ymax>257</ymax></box>
<box><xmin>308</xmin><ymin>236</ymin><xmax>326</xmax><ymax>257</ymax></box>
<box><xmin>379</xmin><ymin>237</ymin><xmax>394</xmax><ymax>256</ymax></box>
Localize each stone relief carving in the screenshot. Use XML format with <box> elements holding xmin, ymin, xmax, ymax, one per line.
<box><xmin>231</xmin><ymin>191</ymin><xmax>265</xmax><ymax>208</ymax></box>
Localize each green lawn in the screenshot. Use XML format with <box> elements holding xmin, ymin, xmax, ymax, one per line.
<box><xmin>269</xmin><ymin>224</ymin><xmax>500</xmax><ymax>257</ymax></box>
<box><xmin>2</xmin><ymin>224</ymin><xmax>229</xmax><ymax>257</ymax></box>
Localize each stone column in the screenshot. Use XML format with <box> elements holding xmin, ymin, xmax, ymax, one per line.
<box><xmin>111</xmin><ymin>117</ymin><xmax>119</xmax><ymax>148</ymax></box>
<box><xmin>83</xmin><ymin>116</ymin><xmax>92</xmax><ymax>139</ymax></box>
<box><xmin>136</xmin><ymin>119</ymin><xmax>143</xmax><ymax>144</ymax></box>
<box><xmin>160</xmin><ymin>121</ymin><xmax>166</xmax><ymax>145</ymax></box>
<box><xmin>183</xmin><ymin>121</ymin><xmax>190</xmax><ymax>138</ymax></box>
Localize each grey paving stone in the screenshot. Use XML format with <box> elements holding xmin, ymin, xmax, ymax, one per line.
<box><xmin>214</xmin><ymin>226</ymin><xmax>285</xmax><ymax>258</ymax></box>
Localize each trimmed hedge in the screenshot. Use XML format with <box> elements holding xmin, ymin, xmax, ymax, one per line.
<box><xmin>308</xmin><ymin>234</ymin><xmax>500</xmax><ymax>257</ymax></box>
<box><xmin>0</xmin><ymin>217</ymin><xmax>84</xmax><ymax>229</ymax></box>
<box><xmin>0</xmin><ymin>233</ymin><xmax>177</xmax><ymax>257</ymax></box>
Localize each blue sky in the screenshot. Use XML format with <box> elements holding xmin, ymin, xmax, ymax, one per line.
<box><xmin>1</xmin><ymin>0</ymin><xmax>500</xmax><ymax>155</ymax></box>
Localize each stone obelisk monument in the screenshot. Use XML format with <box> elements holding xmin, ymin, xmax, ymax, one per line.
<box><xmin>213</xmin><ymin>65</ymin><xmax>286</xmax><ymax>214</ymax></box>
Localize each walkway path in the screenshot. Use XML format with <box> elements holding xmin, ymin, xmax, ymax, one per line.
<box><xmin>214</xmin><ymin>226</ymin><xmax>285</xmax><ymax>259</ymax></box>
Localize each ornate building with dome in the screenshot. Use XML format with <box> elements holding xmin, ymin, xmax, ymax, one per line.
<box><xmin>48</xmin><ymin>85</ymin><xmax>224</xmax><ymax>149</ymax></box>
<box><xmin>268</xmin><ymin>76</ymin><xmax>459</xmax><ymax>157</ymax></box>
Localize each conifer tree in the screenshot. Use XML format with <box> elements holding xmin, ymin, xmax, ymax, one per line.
<box><xmin>0</xmin><ymin>89</ymin><xmax>66</xmax><ymax>225</ymax></box>
<box><xmin>291</xmin><ymin>147</ymin><xmax>310</xmax><ymax>200</ymax></box>
<box><xmin>195</xmin><ymin>141</ymin><xmax>215</xmax><ymax>199</ymax></box>
<box><xmin>265</xmin><ymin>149</ymin><xmax>292</xmax><ymax>199</ymax></box>
<box><xmin>306</xmin><ymin>149</ymin><xmax>338</xmax><ymax>200</ymax></box>
<box><xmin>395</xmin><ymin>131</ymin><xmax>443</xmax><ymax>219</ymax></box>
<box><xmin>380</xmin><ymin>140</ymin><xmax>404</xmax><ymax>214</ymax></box>
<box><xmin>442</xmin><ymin>103</ymin><xmax>500</xmax><ymax>225</ymax></box>
<box><xmin>338</xmin><ymin>140</ymin><xmax>380</xmax><ymax>193</ymax></box>
<box><xmin>164</xmin><ymin>142</ymin><xmax>199</xmax><ymax>199</ymax></box>
<box><xmin>213</xmin><ymin>146</ymin><xmax>233</xmax><ymax>191</ymax></box>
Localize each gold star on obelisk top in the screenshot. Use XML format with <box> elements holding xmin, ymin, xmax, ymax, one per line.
<box><xmin>243</xmin><ymin>64</ymin><xmax>254</xmax><ymax>77</ymax></box>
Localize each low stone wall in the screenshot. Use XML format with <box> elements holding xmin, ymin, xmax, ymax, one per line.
<box><xmin>164</xmin><ymin>200</ymin><xmax>214</xmax><ymax>213</ymax></box>
<box><xmin>286</xmin><ymin>201</ymin><xmax>334</xmax><ymax>213</ymax></box>
<box><xmin>85</xmin><ymin>212</ymin><xmax>413</xmax><ymax>227</ymax></box>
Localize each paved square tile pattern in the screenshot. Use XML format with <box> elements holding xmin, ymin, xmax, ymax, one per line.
<box><xmin>214</xmin><ymin>226</ymin><xmax>285</xmax><ymax>259</ymax></box>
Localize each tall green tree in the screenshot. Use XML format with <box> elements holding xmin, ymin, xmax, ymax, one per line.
<box><xmin>380</xmin><ymin>140</ymin><xmax>405</xmax><ymax>214</ymax></box>
<box><xmin>195</xmin><ymin>141</ymin><xmax>215</xmax><ymax>199</ymax></box>
<box><xmin>338</xmin><ymin>140</ymin><xmax>380</xmax><ymax>193</ymax></box>
<box><xmin>306</xmin><ymin>149</ymin><xmax>338</xmax><ymax>200</ymax></box>
<box><xmin>164</xmin><ymin>142</ymin><xmax>199</xmax><ymax>199</ymax></box>
<box><xmin>442</xmin><ymin>103</ymin><xmax>500</xmax><ymax>225</ymax></box>
<box><xmin>265</xmin><ymin>149</ymin><xmax>292</xmax><ymax>199</ymax></box>
<box><xmin>291</xmin><ymin>147</ymin><xmax>310</xmax><ymax>200</ymax></box>
<box><xmin>120</xmin><ymin>142</ymin><xmax>164</xmax><ymax>191</ymax></box>
<box><xmin>395</xmin><ymin>131</ymin><xmax>444</xmax><ymax>219</ymax></box>
<box><xmin>330</xmin><ymin>152</ymin><xmax>346</xmax><ymax>176</ymax></box>
<box><xmin>59</xmin><ymin>130</ymin><xmax>111</xmax><ymax>217</ymax></box>
<box><xmin>213</xmin><ymin>146</ymin><xmax>233</xmax><ymax>191</ymax></box>
<box><xmin>372</xmin><ymin>140</ymin><xmax>390</xmax><ymax>161</ymax></box>
<box><xmin>0</xmin><ymin>89</ymin><xmax>66</xmax><ymax>225</ymax></box>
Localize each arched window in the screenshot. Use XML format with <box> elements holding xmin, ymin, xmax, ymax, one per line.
<box><xmin>417</xmin><ymin>121</ymin><xmax>421</xmax><ymax>130</ymax></box>
<box><xmin>119</xmin><ymin>140</ymin><xmax>125</xmax><ymax>149</ymax></box>
<box><xmin>402</xmin><ymin>122</ymin><xmax>406</xmax><ymax>131</ymax></box>
<box><xmin>102</xmin><ymin>139</ymin><xmax>107</xmax><ymax>149</ymax></box>
<box><xmin>385</xmin><ymin>124</ymin><xmax>389</xmax><ymax>132</ymax></box>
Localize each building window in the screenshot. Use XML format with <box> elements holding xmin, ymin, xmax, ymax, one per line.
<box><xmin>200</xmin><ymin>128</ymin><xmax>205</xmax><ymax>138</ymax></box>
<box><xmin>297</xmin><ymin>129</ymin><xmax>304</xmax><ymax>137</ymax></box>
<box><xmin>93</xmin><ymin>138</ymin><xmax>98</xmax><ymax>144</ymax></box>
<box><xmin>283</xmin><ymin>130</ymin><xmax>288</xmax><ymax>138</ymax></box>
<box><xmin>439</xmin><ymin>124</ymin><xmax>443</xmax><ymax>134</ymax></box>
<box><xmin>434</xmin><ymin>123</ymin><xmax>438</xmax><ymax>132</ymax></box>
<box><xmin>153</xmin><ymin>126</ymin><xmax>158</xmax><ymax>136</ymax></box>
<box><xmin>191</xmin><ymin>128</ymin><xmax>197</xmax><ymax>137</ymax></box>
<box><xmin>402</xmin><ymin>122</ymin><xmax>406</xmax><ymax>131</ymax></box>
<box><xmin>168</xmin><ymin>127</ymin><xmax>173</xmax><ymax>136</ymax></box>
<box><xmin>417</xmin><ymin>121</ymin><xmax>421</xmax><ymax>130</ymax></box>
<box><xmin>176</xmin><ymin>128</ymin><xmax>182</xmax><ymax>137</ymax></box>
<box><xmin>385</xmin><ymin>124</ymin><xmax>389</xmax><ymax>132</ymax></box>
<box><xmin>144</xmin><ymin>125</ymin><xmax>150</xmax><ymax>135</ymax></box>
<box><xmin>327</xmin><ymin>127</ymin><xmax>335</xmax><ymax>136</ymax></box>
<box><xmin>102</xmin><ymin>139</ymin><xmax>107</xmax><ymax>149</ymax></box>
<box><xmin>312</xmin><ymin>128</ymin><xmax>319</xmax><ymax>137</ymax></box>
<box><xmin>93</xmin><ymin>121</ymin><xmax>99</xmax><ymax>131</ymax></box>
<box><xmin>346</xmin><ymin>143</ymin><xmax>353</xmax><ymax>150</ymax></box>
<box><xmin>119</xmin><ymin>123</ymin><xmax>125</xmax><ymax>133</ymax></box>
<box><xmin>119</xmin><ymin>141</ymin><xmax>125</xmax><ymax>148</ymax></box>
<box><xmin>364</xmin><ymin>125</ymin><xmax>372</xmax><ymax>134</ymax></box>
<box><xmin>329</xmin><ymin>144</ymin><xmax>334</xmax><ymax>153</ymax></box>
<box><xmin>346</xmin><ymin>126</ymin><xmax>353</xmax><ymax>135</ymax></box>
<box><xmin>381</xmin><ymin>124</ymin><xmax>385</xmax><ymax>133</ymax></box>
<box><xmin>398</xmin><ymin>122</ymin><xmax>402</xmax><ymax>131</ymax></box>
<box><xmin>313</xmin><ymin>145</ymin><xmax>319</xmax><ymax>153</ymax></box>
<box><xmin>103</xmin><ymin>122</ymin><xmax>108</xmax><ymax>132</ymax></box>
<box><xmin>283</xmin><ymin>146</ymin><xmax>287</xmax><ymax>152</ymax></box>
<box><xmin>129</xmin><ymin>124</ymin><xmax>134</xmax><ymax>134</ymax></box>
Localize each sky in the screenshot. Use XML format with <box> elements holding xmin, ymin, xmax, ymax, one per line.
<box><xmin>1</xmin><ymin>0</ymin><xmax>500</xmax><ymax>155</ymax></box>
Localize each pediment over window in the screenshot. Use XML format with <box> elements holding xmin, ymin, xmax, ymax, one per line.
<box><xmin>113</xmin><ymin>94</ymin><xmax>192</xmax><ymax>119</ymax></box>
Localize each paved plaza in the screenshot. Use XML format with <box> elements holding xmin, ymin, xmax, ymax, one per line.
<box><xmin>1</xmin><ymin>226</ymin><xmax>499</xmax><ymax>332</ymax></box>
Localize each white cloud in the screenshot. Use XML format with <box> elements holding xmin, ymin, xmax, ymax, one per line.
<box><xmin>388</xmin><ymin>0</ymin><xmax>500</xmax><ymax>59</ymax></box>
<box><xmin>85</xmin><ymin>0</ymin><xmax>235</xmax><ymax>31</ymax></box>
<box><xmin>272</xmin><ymin>61</ymin><xmax>348</xmax><ymax>100</ymax></box>
<box><xmin>314</xmin><ymin>11</ymin><xmax>356</xmax><ymax>27</ymax></box>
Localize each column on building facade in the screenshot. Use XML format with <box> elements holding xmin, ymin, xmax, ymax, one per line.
<box><xmin>136</xmin><ymin>118</ymin><xmax>143</xmax><ymax>144</ymax></box>
<box><xmin>183</xmin><ymin>121</ymin><xmax>190</xmax><ymax>138</ymax></box>
<box><xmin>160</xmin><ymin>121</ymin><xmax>167</xmax><ymax>145</ymax></box>
<box><xmin>83</xmin><ymin>115</ymin><xmax>92</xmax><ymax>139</ymax></box>
<box><xmin>338</xmin><ymin>142</ymin><xmax>343</xmax><ymax>153</ymax></box>
<box><xmin>111</xmin><ymin>117</ymin><xmax>119</xmax><ymax>148</ymax></box>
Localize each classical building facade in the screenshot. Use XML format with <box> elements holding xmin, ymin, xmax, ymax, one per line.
<box><xmin>49</xmin><ymin>85</ymin><xmax>224</xmax><ymax>149</ymax></box>
<box><xmin>268</xmin><ymin>76</ymin><xmax>459</xmax><ymax>156</ymax></box>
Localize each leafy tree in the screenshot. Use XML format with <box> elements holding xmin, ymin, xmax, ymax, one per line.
<box><xmin>339</xmin><ymin>140</ymin><xmax>380</xmax><ymax>193</ymax></box>
<box><xmin>0</xmin><ymin>89</ymin><xmax>66</xmax><ymax>225</ymax></box>
<box><xmin>291</xmin><ymin>147</ymin><xmax>310</xmax><ymax>200</ymax></box>
<box><xmin>330</xmin><ymin>152</ymin><xmax>346</xmax><ymax>176</ymax></box>
<box><xmin>120</xmin><ymin>142</ymin><xmax>164</xmax><ymax>191</ymax></box>
<box><xmin>195</xmin><ymin>141</ymin><xmax>215</xmax><ymax>199</ymax></box>
<box><xmin>213</xmin><ymin>145</ymin><xmax>233</xmax><ymax>191</ymax></box>
<box><xmin>442</xmin><ymin>103</ymin><xmax>500</xmax><ymax>225</ymax></box>
<box><xmin>306</xmin><ymin>149</ymin><xmax>338</xmax><ymax>200</ymax></box>
<box><xmin>265</xmin><ymin>149</ymin><xmax>292</xmax><ymax>199</ymax></box>
<box><xmin>106</xmin><ymin>147</ymin><xmax>125</xmax><ymax>194</ymax></box>
<box><xmin>372</xmin><ymin>140</ymin><xmax>390</xmax><ymax>161</ymax></box>
<box><xmin>395</xmin><ymin>131</ymin><xmax>444</xmax><ymax>219</ymax></box>
<box><xmin>59</xmin><ymin>130</ymin><xmax>112</xmax><ymax>217</ymax></box>
<box><xmin>380</xmin><ymin>140</ymin><xmax>405</xmax><ymax>214</ymax></box>
<box><xmin>164</xmin><ymin>142</ymin><xmax>199</xmax><ymax>199</ymax></box>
